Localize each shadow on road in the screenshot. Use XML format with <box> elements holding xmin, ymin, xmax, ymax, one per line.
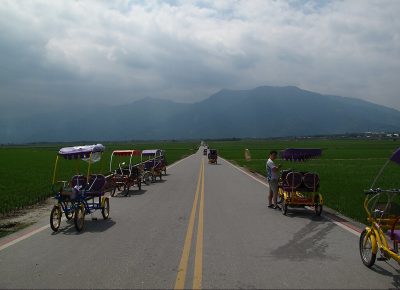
<box><xmin>113</xmin><ymin>189</ymin><xmax>148</xmax><ymax>197</ymax></box>
<box><xmin>52</xmin><ymin>218</ymin><xmax>116</xmax><ymax>235</ymax></box>
<box><xmin>371</xmin><ymin>263</ymin><xmax>400</xmax><ymax>289</ymax></box>
<box><xmin>269</xmin><ymin>218</ymin><xmax>338</xmax><ymax>261</ymax></box>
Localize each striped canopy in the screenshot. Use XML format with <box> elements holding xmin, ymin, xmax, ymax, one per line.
<box><xmin>58</xmin><ymin>144</ymin><xmax>105</xmax><ymax>160</ymax></box>
<box><xmin>112</xmin><ymin>150</ymin><xmax>141</xmax><ymax>157</ymax></box>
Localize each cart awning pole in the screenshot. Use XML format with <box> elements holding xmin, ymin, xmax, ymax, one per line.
<box><xmin>129</xmin><ymin>153</ymin><xmax>133</xmax><ymax>175</ymax></box>
<box><xmin>87</xmin><ymin>153</ymin><xmax>92</xmax><ymax>180</ymax></box>
<box><xmin>110</xmin><ymin>153</ymin><xmax>114</xmax><ymax>172</ymax></box>
<box><xmin>52</xmin><ymin>155</ymin><xmax>59</xmax><ymax>184</ymax></box>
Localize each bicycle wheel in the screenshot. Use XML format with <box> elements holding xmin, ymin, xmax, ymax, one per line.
<box><xmin>281</xmin><ymin>200</ymin><xmax>288</xmax><ymax>215</ymax></box>
<box><xmin>74</xmin><ymin>205</ymin><xmax>85</xmax><ymax>232</ymax></box>
<box><xmin>102</xmin><ymin>198</ymin><xmax>110</xmax><ymax>220</ymax></box>
<box><xmin>50</xmin><ymin>206</ymin><xmax>62</xmax><ymax>232</ymax></box>
<box><xmin>359</xmin><ymin>229</ymin><xmax>376</xmax><ymax>267</ymax></box>
<box><xmin>65</xmin><ymin>202</ymin><xmax>74</xmax><ymax>220</ymax></box>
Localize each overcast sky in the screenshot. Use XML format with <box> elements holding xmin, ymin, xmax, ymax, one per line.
<box><xmin>0</xmin><ymin>0</ymin><xmax>399</xmax><ymax>113</ymax></box>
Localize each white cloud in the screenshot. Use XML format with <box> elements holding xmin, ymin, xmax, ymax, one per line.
<box><xmin>0</xmin><ymin>0</ymin><xmax>399</xmax><ymax>109</ymax></box>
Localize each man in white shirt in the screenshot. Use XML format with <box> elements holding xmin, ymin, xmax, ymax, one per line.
<box><xmin>266</xmin><ymin>150</ymin><xmax>281</xmax><ymax>209</ymax></box>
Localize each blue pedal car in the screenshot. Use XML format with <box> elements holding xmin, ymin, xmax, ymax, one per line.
<box><xmin>50</xmin><ymin>144</ymin><xmax>110</xmax><ymax>232</ymax></box>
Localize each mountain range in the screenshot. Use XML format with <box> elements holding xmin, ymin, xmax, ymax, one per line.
<box><xmin>1</xmin><ymin>86</ymin><xmax>400</xmax><ymax>143</ymax></box>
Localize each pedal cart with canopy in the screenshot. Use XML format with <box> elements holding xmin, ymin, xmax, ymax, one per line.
<box><xmin>278</xmin><ymin>148</ymin><xmax>323</xmax><ymax>216</ymax></box>
<box><xmin>109</xmin><ymin>150</ymin><xmax>142</xmax><ymax>196</ymax></box>
<box><xmin>141</xmin><ymin>149</ymin><xmax>165</xmax><ymax>182</ymax></box>
<box><xmin>50</xmin><ymin>144</ymin><xmax>110</xmax><ymax>232</ymax></box>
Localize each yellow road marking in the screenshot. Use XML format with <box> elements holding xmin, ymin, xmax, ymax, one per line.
<box><xmin>174</xmin><ymin>160</ymin><xmax>203</xmax><ymax>289</ymax></box>
<box><xmin>193</xmin><ymin>158</ymin><xmax>204</xmax><ymax>289</ymax></box>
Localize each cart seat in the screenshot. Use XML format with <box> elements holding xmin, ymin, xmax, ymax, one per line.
<box><xmin>387</xmin><ymin>229</ymin><xmax>400</xmax><ymax>241</ymax></box>
<box><xmin>85</xmin><ymin>175</ymin><xmax>106</xmax><ymax>196</ymax></box>
<box><xmin>71</xmin><ymin>175</ymin><xmax>87</xmax><ymax>188</ymax></box>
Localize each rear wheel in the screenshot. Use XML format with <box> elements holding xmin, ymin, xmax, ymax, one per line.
<box><xmin>359</xmin><ymin>229</ymin><xmax>376</xmax><ymax>267</ymax></box>
<box><xmin>102</xmin><ymin>198</ymin><xmax>110</xmax><ymax>220</ymax></box>
<box><xmin>111</xmin><ymin>185</ymin><xmax>117</xmax><ymax>197</ymax></box>
<box><xmin>124</xmin><ymin>184</ymin><xmax>130</xmax><ymax>196</ymax></box>
<box><xmin>137</xmin><ymin>180</ymin><xmax>142</xmax><ymax>191</ymax></box>
<box><xmin>74</xmin><ymin>205</ymin><xmax>85</xmax><ymax>232</ymax></box>
<box><xmin>281</xmin><ymin>201</ymin><xmax>288</xmax><ymax>215</ymax></box>
<box><xmin>159</xmin><ymin>172</ymin><xmax>162</xmax><ymax>180</ymax></box>
<box><xmin>315</xmin><ymin>204</ymin><xmax>323</xmax><ymax>216</ymax></box>
<box><xmin>143</xmin><ymin>173</ymin><xmax>151</xmax><ymax>185</ymax></box>
<box><xmin>50</xmin><ymin>206</ymin><xmax>62</xmax><ymax>232</ymax></box>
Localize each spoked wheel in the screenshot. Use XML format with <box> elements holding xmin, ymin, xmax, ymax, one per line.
<box><xmin>137</xmin><ymin>180</ymin><xmax>142</xmax><ymax>191</ymax></box>
<box><xmin>359</xmin><ymin>229</ymin><xmax>376</xmax><ymax>267</ymax></box>
<box><xmin>159</xmin><ymin>172</ymin><xmax>162</xmax><ymax>181</ymax></box>
<box><xmin>281</xmin><ymin>200</ymin><xmax>288</xmax><ymax>215</ymax></box>
<box><xmin>65</xmin><ymin>202</ymin><xmax>74</xmax><ymax>220</ymax></box>
<box><xmin>151</xmin><ymin>173</ymin><xmax>156</xmax><ymax>183</ymax></box>
<box><xmin>124</xmin><ymin>184</ymin><xmax>130</xmax><ymax>196</ymax></box>
<box><xmin>315</xmin><ymin>204</ymin><xmax>323</xmax><ymax>216</ymax></box>
<box><xmin>143</xmin><ymin>173</ymin><xmax>151</xmax><ymax>185</ymax></box>
<box><xmin>74</xmin><ymin>205</ymin><xmax>85</xmax><ymax>232</ymax></box>
<box><xmin>50</xmin><ymin>205</ymin><xmax>62</xmax><ymax>232</ymax></box>
<box><xmin>111</xmin><ymin>185</ymin><xmax>117</xmax><ymax>197</ymax></box>
<box><xmin>102</xmin><ymin>198</ymin><xmax>110</xmax><ymax>220</ymax></box>
<box><xmin>163</xmin><ymin>169</ymin><xmax>167</xmax><ymax>176</ymax></box>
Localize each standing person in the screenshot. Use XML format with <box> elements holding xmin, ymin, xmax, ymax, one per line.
<box><xmin>266</xmin><ymin>150</ymin><xmax>281</xmax><ymax>209</ymax></box>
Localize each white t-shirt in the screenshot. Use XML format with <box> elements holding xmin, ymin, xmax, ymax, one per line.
<box><xmin>266</xmin><ymin>158</ymin><xmax>278</xmax><ymax>180</ymax></box>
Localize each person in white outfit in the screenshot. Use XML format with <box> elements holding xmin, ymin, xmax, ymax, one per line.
<box><xmin>266</xmin><ymin>150</ymin><xmax>281</xmax><ymax>209</ymax></box>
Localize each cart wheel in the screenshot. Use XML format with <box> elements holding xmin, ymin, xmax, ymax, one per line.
<box><xmin>159</xmin><ymin>172</ymin><xmax>162</xmax><ymax>180</ymax></box>
<box><xmin>124</xmin><ymin>184</ymin><xmax>130</xmax><ymax>196</ymax></box>
<box><xmin>315</xmin><ymin>204</ymin><xmax>323</xmax><ymax>216</ymax></box>
<box><xmin>359</xmin><ymin>229</ymin><xmax>376</xmax><ymax>267</ymax></box>
<box><xmin>65</xmin><ymin>209</ymin><xmax>74</xmax><ymax>220</ymax></box>
<box><xmin>138</xmin><ymin>180</ymin><xmax>142</xmax><ymax>191</ymax></box>
<box><xmin>50</xmin><ymin>206</ymin><xmax>62</xmax><ymax>232</ymax></box>
<box><xmin>64</xmin><ymin>202</ymin><xmax>74</xmax><ymax>220</ymax></box>
<box><xmin>164</xmin><ymin>169</ymin><xmax>167</xmax><ymax>176</ymax></box>
<box><xmin>102</xmin><ymin>198</ymin><xmax>110</xmax><ymax>220</ymax></box>
<box><xmin>74</xmin><ymin>205</ymin><xmax>85</xmax><ymax>232</ymax></box>
<box><xmin>111</xmin><ymin>186</ymin><xmax>117</xmax><ymax>197</ymax></box>
<box><xmin>143</xmin><ymin>173</ymin><xmax>151</xmax><ymax>185</ymax></box>
<box><xmin>151</xmin><ymin>173</ymin><xmax>156</xmax><ymax>183</ymax></box>
<box><xmin>281</xmin><ymin>201</ymin><xmax>288</xmax><ymax>215</ymax></box>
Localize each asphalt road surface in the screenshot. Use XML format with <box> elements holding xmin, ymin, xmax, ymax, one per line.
<box><xmin>0</xmin><ymin>149</ymin><xmax>399</xmax><ymax>289</ymax></box>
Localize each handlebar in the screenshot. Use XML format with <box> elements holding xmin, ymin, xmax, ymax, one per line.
<box><xmin>364</xmin><ymin>188</ymin><xmax>400</xmax><ymax>195</ymax></box>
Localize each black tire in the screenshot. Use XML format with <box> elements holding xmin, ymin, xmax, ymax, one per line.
<box><xmin>111</xmin><ymin>185</ymin><xmax>117</xmax><ymax>197</ymax></box>
<box><xmin>74</xmin><ymin>205</ymin><xmax>85</xmax><ymax>232</ymax></box>
<box><xmin>359</xmin><ymin>229</ymin><xmax>376</xmax><ymax>268</ymax></box>
<box><xmin>50</xmin><ymin>206</ymin><xmax>62</xmax><ymax>232</ymax></box>
<box><xmin>143</xmin><ymin>173</ymin><xmax>151</xmax><ymax>185</ymax></box>
<box><xmin>282</xmin><ymin>201</ymin><xmax>288</xmax><ymax>215</ymax></box>
<box><xmin>124</xmin><ymin>184</ymin><xmax>130</xmax><ymax>196</ymax></box>
<box><xmin>102</xmin><ymin>198</ymin><xmax>110</xmax><ymax>220</ymax></box>
<box><xmin>164</xmin><ymin>169</ymin><xmax>167</xmax><ymax>176</ymax></box>
<box><xmin>315</xmin><ymin>204</ymin><xmax>323</xmax><ymax>216</ymax></box>
<box><xmin>159</xmin><ymin>172</ymin><xmax>162</xmax><ymax>180</ymax></box>
<box><xmin>138</xmin><ymin>180</ymin><xmax>142</xmax><ymax>191</ymax></box>
<box><xmin>65</xmin><ymin>202</ymin><xmax>74</xmax><ymax>220</ymax></box>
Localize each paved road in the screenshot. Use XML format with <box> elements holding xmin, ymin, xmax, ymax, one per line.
<box><xmin>0</xmin><ymin>149</ymin><xmax>399</xmax><ymax>289</ymax></box>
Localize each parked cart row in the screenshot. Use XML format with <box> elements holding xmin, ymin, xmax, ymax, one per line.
<box><xmin>50</xmin><ymin>144</ymin><xmax>167</xmax><ymax>232</ymax></box>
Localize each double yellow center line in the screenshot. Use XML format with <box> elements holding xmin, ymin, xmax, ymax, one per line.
<box><xmin>175</xmin><ymin>158</ymin><xmax>205</xmax><ymax>290</ymax></box>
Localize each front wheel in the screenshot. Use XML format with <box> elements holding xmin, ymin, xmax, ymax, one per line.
<box><xmin>65</xmin><ymin>202</ymin><xmax>74</xmax><ymax>220</ymax></box>
<box><xmin>137</xmin><ymin>180</ymin><xmax>142</xmax><ymax>191</ymax></box>
<box><xmin>281</xmin><ymin>201</ymin><xmax>288</xmax><ymax>215</ymax></box>
<box><xmin>74</xmin><ymin>205</ymin><xmax>85</xmax><ymax>232</ymax></box>
<box><xmin>102</xmin><ymin>198</ymin><xmax>110</xmax><ymax>220</ymax></box>
<box><xmin>143</xmin><ymin>173</ymin><xmax>151</xmax><ymax>185</ymax></box>
<box><xmin>50</xmin><ymin>206</ymin><xmax>62</xmax><ymax>232</ymax></box>
<box><xmin>315</xmin><ymin>204</ymin><xmax>323</xmax><ymax>216</ymax></box>
<box><xmin>359</xmin><ymin>229</ymin><xmax>376</xmax><ymax>268</ymax></box>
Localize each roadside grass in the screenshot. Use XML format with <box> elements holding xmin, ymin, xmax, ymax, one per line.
<box><xmin>0</xmin><ymin>142</ymin><xmax>198</xmax><ymax>215</ymax></box>
<box><xmin>209</xmin><ymin>139</ymin><xmax>400</xmax><ymax>222</ymax></box>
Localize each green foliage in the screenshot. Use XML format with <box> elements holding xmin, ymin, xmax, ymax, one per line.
<box><xmin>0</xmin><ymin>142</ymin><xmax>198</xmax><ymax>215</ymax></box>
<box><xmin>209</xmin><ymin>139</ymin><xmax>400</xmax><ymax>222</ymax></box>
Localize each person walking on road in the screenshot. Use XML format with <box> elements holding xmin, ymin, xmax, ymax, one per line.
<box><xmin>266</xmin><ymin>150</ymin><xmax>281</xmax><ymax>209</ymax></box>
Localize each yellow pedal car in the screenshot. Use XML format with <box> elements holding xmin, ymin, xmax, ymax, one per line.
<box><xmin>360</xmin><ymin>147</ymin><xmax>400</xmax><ymax>268</ymax></box>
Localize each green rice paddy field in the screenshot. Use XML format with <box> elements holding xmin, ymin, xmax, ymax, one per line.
<box><xmin>209</xmin><ymin>139</ymin><xmax>400</xmax><ymax>222</ymax></box>
<box><xmin>0</xmin><ymin>142</ymin><xmax>199</xmax><ymax>215</ymax></box>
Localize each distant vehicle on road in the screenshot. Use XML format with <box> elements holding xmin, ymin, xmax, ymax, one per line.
<box><xmin>203</xmin><ymin>148</ymin><xmax>207</xmax><ymax>155</ymax></box>
<box><xmin>208</xmin><ymin>149</ymin><xmax>218</xmax><ymax>164</ymax></box>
